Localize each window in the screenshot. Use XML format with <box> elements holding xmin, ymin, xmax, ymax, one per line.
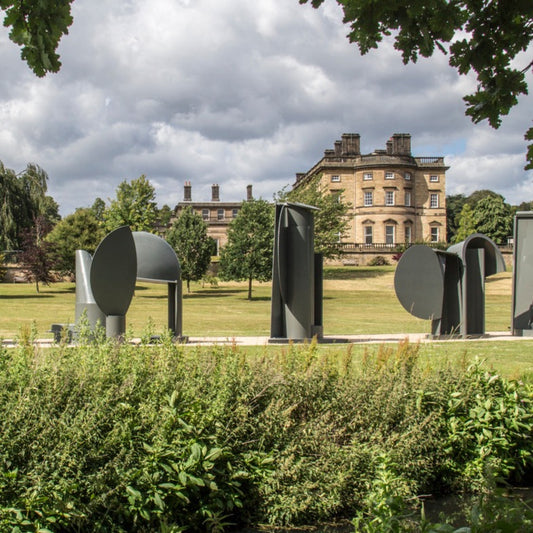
<box><xmin>202</xmin><ymin>209</ymin><xmax>209</xmax><ymax>221</ymax></box>
<box><xmin>385</xmin><ymin>190</ymin><xmax>395</xmax><ymax>206</ymax></box>
<box><xmin>431</xmin><ymin>227</ymin><xmax>440</xmax><ymax>242</ymax></box>
<box><xmin>364</xmin><ymin>225</ymin><xmax>373</xmax><ymax>244</ymax></box>
<box><xmin>430</xmin><ymin>193</ymin><xmax>439</xmax><ymax>208</ymax></box>
<box><xmin>364</xmin><ymin>191</ymin><xmax>373</xmax><ymax>206</ymax></box>
<box><xmin>385</xmin><ymin>225</ymin><xmax>395</xmax><ymax>244</ymax></box>
<box><xmin>331</xmin><ymin>175</ymin><xmax>341</xmax><ymax>182</ymax></box>
<box><xmin>405</xmin><ymin>225</ymin><xmax>412</xmax><ymax>243</ymax></box>
<box><xmin>232</xmin><ymin>208</ymin><xmax>239</xmax><ymax>218</ymax></box>
<box><xmin>404</xmin><ymin>172</ymin><xmax>412</xmax><ymax>181</ymax></box>
<box><xmin>363</xmin><ymin>172</ymin><xmax>373</xmax><ymax>180</ymax></box>
<box><xmin>385</xmin><ymin>171</ymin><xmax>394</xmax><ymax>180</ymax></box>
<box><xmin>430</xmin><ymin>175</ymin><xmax>439</xmax><ymax>182</ymax></box>
<box><xmin>405</xmin><ymin>190</ymin><xmax>412</xmax><ymax>207</ymax></box>
<box><xmin>217</xmin><ymin>208</ymin><xmax>225</xmax><ymax>220</ymax></box>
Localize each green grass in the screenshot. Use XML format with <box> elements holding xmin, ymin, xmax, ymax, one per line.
<box><xmin>1</xmin><ymin>266</ymin><xmax>533</xmax><ymax>379</ymax></box>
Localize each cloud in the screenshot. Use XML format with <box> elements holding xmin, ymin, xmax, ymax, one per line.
<box><xmin>0</xmin><ymin>0</ymin><xmax>531</xmax><ymax>215</ymax></box>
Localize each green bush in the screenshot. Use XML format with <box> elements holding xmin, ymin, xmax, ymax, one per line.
<box><xmin>0</xmin><ymin>338</ymin><xmax>531</xmax><ymax>531</ymax></box>
<box><xmin>368</xmin><ymin>255</ymin><xmax>390</xmax><ymax>266</ymax></box>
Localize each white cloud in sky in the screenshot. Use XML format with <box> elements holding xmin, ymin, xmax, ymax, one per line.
<box><xmin>0</xmin><ymin>0</ymin><xmax>531</xmax><ymax>215</ymax></box>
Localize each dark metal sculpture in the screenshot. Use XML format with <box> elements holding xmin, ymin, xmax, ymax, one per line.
<box><xmin>512</xmin><ymin>212</ymin><xmax>533</xmax><ymax>336</ymax></box>
<box><xmin>74</xmin><ymin>226</ymin><xmax>182</xmax><ymax>340</ymax></box>
<box><xmin>270</xmin><ymin>202</ymin><xmax>323</xmax><ymax>342</ymax></box>
<box><xmin>90</xmin><ymin>226</ymin><xmax>137</xmax><ymax>338</ymax></box>
<box><xmin>394</xmin><ymin>233</ymin><xmax>505</xmax><ymax>337</ymax></box>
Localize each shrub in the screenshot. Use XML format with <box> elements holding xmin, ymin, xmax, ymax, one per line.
<box><xmin>0</xmin><ymin>339</ymin><xmax>531</xmax><ymax>531</ymax></box>
<box><xmin>368</xmin><ymin>255</ymin><xmax>390</xmax><ymax>266</ymax></box>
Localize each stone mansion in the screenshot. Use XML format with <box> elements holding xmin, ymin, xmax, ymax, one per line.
<box><xmin>293</xmin><ymin>133</ymin><xmax>447</xmax><ymax>245</ymax></box>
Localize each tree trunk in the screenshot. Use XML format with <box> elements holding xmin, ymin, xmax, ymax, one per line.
<box><xmin>248</xmin><ymin>276</ymin><xmax>253</xmax><ymax>300</ymax></box>
<box><xmin>187</xmin><ymin>278</ymin><xmax>191</xmax><ymax>293</ymax></box>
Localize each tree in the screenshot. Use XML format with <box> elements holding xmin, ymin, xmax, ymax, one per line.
<box><xmin>219</xmin><ymin>199</ymin><xmax>274</xmax><ymax>300</ymax></box>
<box><xmin>158</xmin><ymin>204</ymin><xmax>173</xmax><ymax>228</ymax></box>
<box><xmin>1</xmin><ymin>0</ymin><xmax>74</xmax><ymax>77</ymax></box>
<box><xmin>0</xmin><ymin>161</ymin><xmax>53</xmax><ymax>249</ymax></box>
<box><xmin>166</xmin><ymin>206</ymin><xmax>212</xmax><ymax>293</ymax></box>
<box><xmin>471</xmin><ymin>195</ymin><xmax>513</xmax><ymax>244</ymax></box>
<box><xmin>104</xmin><ymin>175</ymin><xmax>158</xmax><ymax>232</ymax></box>
<box><xmin>454</xmin><ymin>194</ymin><xmax>513</xmax><ymax>244</ymax></box>
<box><xmin>46</xmin><ymin>208</ymin><xmax>105</xmax><ymax>276</ymax></box>
<box><xmin>446</xmin><ymin>193</ymin><xmax>466</xmax><ymax>242</ymax></box>
<box><xmin>18</xmin><ymin>215</ymin><xmax>55</xmax><ymax>292</ymax></box>
<box><xmin>300</xmin><ymin>0</ymin><xmax>533</xmax><ymax>168</ymax></box>
<box><xmin>90</xmin><ymin>197</ymin><xmax>106</xmax><ymax>225</ymax></box>
<box><xmin>279</xmin><ymin>174</ymin><xmax>351</xmax><ymax>259</ymax></box>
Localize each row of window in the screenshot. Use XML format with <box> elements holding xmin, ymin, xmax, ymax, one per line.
<box><xmin>201</xmin><ymin>208</ymin><xmax>239</xmax><ymax>221</ymax></box>
<box><xmin>362</xmin><ymin>190</ymin><xmax>439</xmax><ymax>208</ymax></box>
<box><xmin>363</xmin><ymin>225</ymin><xmax>440</xmax><ymax>244</ymax></box>
<box><xmin>331</xmin><ymin>173</ymin><xmax>440</xmax><ymax>182</ymax></box>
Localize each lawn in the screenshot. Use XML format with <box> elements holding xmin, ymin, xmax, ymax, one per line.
<box><xmin>1</xmin><ymin>266</ymin><xmax>533</xmax><ymax>378</ymax></box>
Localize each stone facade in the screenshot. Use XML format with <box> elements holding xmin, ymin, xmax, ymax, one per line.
<box><xmin>171</xmin><ymin>183</ymin><xmax>253</xmax><ymax>252</ymax></box>
<box><xmin>294</xmin><ymin>133</ymin><xmax>448</xmax><ymax>245</ymax></box>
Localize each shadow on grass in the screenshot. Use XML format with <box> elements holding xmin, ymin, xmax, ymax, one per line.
<box><xmin>0</xmin><ymin>294</ymin><xmax>55</xmax><ymax>300</ymax></box>
<box><xmin>323</xmin><ymin>269</ymin><xmax>392</xmax><ymax>281</ymax></box>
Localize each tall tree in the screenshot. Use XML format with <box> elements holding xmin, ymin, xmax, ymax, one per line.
<box><xmin>0</xmin><ymin>161</ymin><xmax>53</xmax><ymax>249</ymax></box>
<box><xmin>280</xmin><ymin>174</ymin><xmax>350</xmax><ymax>259</ymax></box>
<box><xmin>454</xmin><ymin>194</ymin><xmax>513</xmax><ymax>244</ymax></box>
<box><xmin>1</xmin><ymin>0</ymin><xmax>74</xmax><ymax>77</ymax></box>
<box><xmin>219</xmin><ymin>199</ymin><xmax>274</xmax><ymax>300</ymax></box>
<box><xmin>46</xmin><ymin>208</ymin><xmax>105</xmax><ymax>276</ymax></box>
<box><xmin>104</xmin><ymin>175</ymin><xmax>158</xmax><ymax>232</ymax></box>
<box><xmin>300</xmin><ymin>0</ymin><xmax>533</xmax><ymax>169</ymax></box>
<box><xmin>18</xmin><ymin>215</ymin><xmax>55</xmax><ymax>293</ymax></box>
<box><xmin>166</xmin><ymin>206</ymin><xmax>212</xmax><ymax>293</ymax></box>
<box><xmin>446</xmin><ymin>193</ymin><xmax>466</xmax><ymax>242</ymax></box>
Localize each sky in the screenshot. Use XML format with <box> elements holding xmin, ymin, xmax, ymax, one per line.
<box><xmin>0</xmin><ymin>0</ymin><xmax>532</xmax><ymax>216</ymax></box>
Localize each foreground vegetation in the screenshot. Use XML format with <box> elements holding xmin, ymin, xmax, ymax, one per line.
<box><xmin>0</xmin><ymin>335</ymin><xmax>532</xmax><ymax>532</ymax></box>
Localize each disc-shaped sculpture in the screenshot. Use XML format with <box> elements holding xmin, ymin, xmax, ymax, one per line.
<box><xmin>132</xmin><ymin>231</ymin><xmax>182</xmax><ymax>337</ymax></box>
<box><xmin>90</xmin><ymin>226</ymin><xmax>137</xmax><ymax>338</ymax></box>
<box><xmin>394</xmin><ymin>245</ymin><xmax>444</xmax><ymax>320</ymax></box>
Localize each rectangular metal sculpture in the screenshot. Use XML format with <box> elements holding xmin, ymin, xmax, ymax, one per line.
<box><xmin>512</xmin><ymin>212</ymin><xmax>533</xmax><ymax>336</ymax></box>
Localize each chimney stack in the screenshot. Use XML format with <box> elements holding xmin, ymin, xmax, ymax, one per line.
<box><xmin>390</xmin><ymin>133</ymin><xmax>411</xmax><ymax>155</ymax></box>
<box><xmin>246</xmin><ymin>184</ymin><xmax>253</xmax><ymax>201</ymax></box>
<box><xmin>211</xmin><ymin>184</ymin><xmax>220</xmax><ymax>202</ymax></box>
<box><xmin>341</xmin><ymin>133</ymin><xmax>361</xmax><ymax>156</ymax></box>
<box><xmin>184</xmin><ymin>181</ymin><xmax>192</xmax><ymax>201</ymax></box>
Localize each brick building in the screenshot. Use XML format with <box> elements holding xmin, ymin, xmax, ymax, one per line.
<box><xmin>294</xmin><ymin>133</ymin><xmax>448</xmax><ymax>245</ymax></box>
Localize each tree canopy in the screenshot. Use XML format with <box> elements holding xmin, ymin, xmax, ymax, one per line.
<box><xmin>219</xmin><ymin>199</ymin><xmax>274</xmax><ymax>300</ymax></box>
<box><xmin>0</xmin><ymin>161</ymin><xmax>55</xmax><ymax>250</ymax></box>
<box><xmin>166</xmin><ymin>206</ymin><xmax>213</xmax><ymax>292</ymax></box>
<box><xmin>1</xmin><ymin>0</ymin><xmax>74</xmax><ymax>77</ymax></box>
<box><xmin>46</xmin><ymin>208</ymin><xmax>105</xmax><ymax>276</ymax></box>
<box><xmin>301</xmin><ymin>0</ymin><xmax>533</xmax><ymax>168</ymax></box>
<box><xmin>104</xmin><ymin>175</ymin><xmax>158</xmax><ymax>233</ymax></box>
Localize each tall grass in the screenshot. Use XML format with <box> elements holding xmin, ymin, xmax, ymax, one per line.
<box><xmin>0</xmin><ymin>337</ymin><xmax>531</xmax><ymax>531</ymax></box>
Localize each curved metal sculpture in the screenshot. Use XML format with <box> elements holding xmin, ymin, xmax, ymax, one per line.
<box><xmin>270</xmin><ymin>202</ymin><xmax>323</xmax><ymax>342</ymax></box>
<box><xmin>132</xmin><ymin>231</ymin><xmax>182</xmax><ymax>338</ymax></box>
<box><xmin>395</xmin><ymin>234</ymin><xmax>505</xmax><ymax>337</ymax></box>
<box><xmin>90</xmin><ymin>226</ymin><xmax>137</xmax><ymax>338</ymax></box>
<box><xmin>75</xmin><ymin>226</ymin><xmax>183</xmax><ymax>340</ymax></box>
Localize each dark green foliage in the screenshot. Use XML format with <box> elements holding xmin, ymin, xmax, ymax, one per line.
<box><xmin>368</xmin><ymin>255</ymin><xmax>389</xmax><ymax>266</ymax></box>
<box><xmin>46</xmin><ymin>208</ymin><xmax>105</xmax><ymax>276</ymax></box>
<box><xmin>0</xmin><ymin>161</ymin><xmax>54</xmax><ymax>250</ymax></box>
<box><xmin>166</xmin><ymin>206</ymin><xmax>213</xmax><ymax>292</ymax></box>
<box><xmin>0</xmin><ymin>340</ymin><xmax>531</xmax><ymax>531</ymax></box>
<box><xmin>104</xmin><ymin>175</ymin><xmax>159</xmax><ymax>233</ymax></box>
<box><xmin>446</xmin><ymin>194</ymin><xmax>466</xmax><ymax>242</ymax></box>
<box><xmin>300</xmin><ymin>0</ymin><xmax>533</xmax><ymax>169</ymax></box>
<box><xmin>1</xmin><ymin>0</ymin><xmax>74</xmax><ymax>77</ymax></box>
<box><xmin>219</xmin><ymin>199</ymin><xmax>274</xmax><ymax>300</ymax></box>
